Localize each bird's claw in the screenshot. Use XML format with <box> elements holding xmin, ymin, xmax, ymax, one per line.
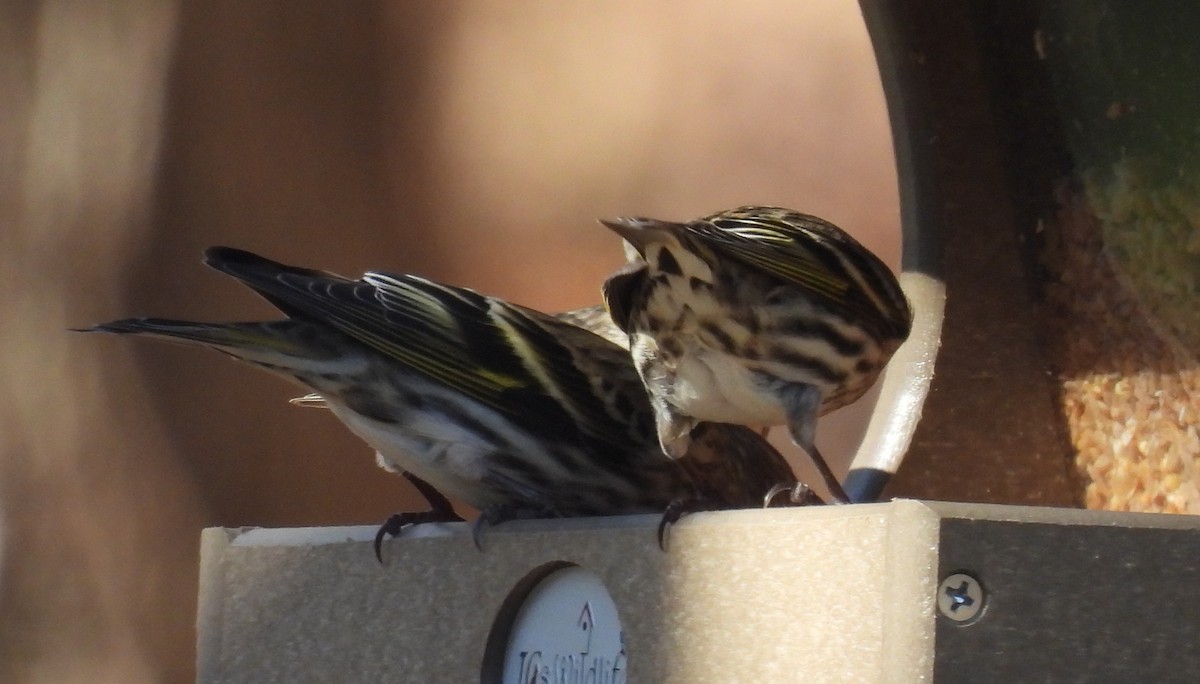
<box><xmin>373</xmin><ymin>508</ymin><xmax>465</xmax><ymax>563</ymax></box>
<box><xmin>656</xmin><ymin>497</ymin><xmax>719</xmax><ymax>551</ymax></box>
<box><xmin>762</xmin><ymin>481</ymin><xmax>825</xmax><ymax>508</ymax></box>
<box><xmin>472</xmin><ymin>502</ymin><xmax>561</xmax><ymax>552</ymax></box>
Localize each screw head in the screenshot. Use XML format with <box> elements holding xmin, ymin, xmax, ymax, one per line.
<box><xmin>937</xmin><ymin>572</ymin><xmax>985</xmax><ymax>623</ymax></box>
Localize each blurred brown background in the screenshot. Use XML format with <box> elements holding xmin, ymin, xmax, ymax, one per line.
<box><xmin>0</xmin><ymin>2</ymin><xmax>897</xmax><ymax>681</ymax></box>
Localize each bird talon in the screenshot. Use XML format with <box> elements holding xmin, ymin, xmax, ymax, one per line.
<box><xmin>763</xmin><ymin>481</ymin><xmax>825</xmax><ymax>508</ymax></box>
<box><xmin>373</xmin><ymin>507</ymin><xmax>465</xmax><ymax>563</ymax></box>
<box><xmin>762</xmin><ymin>482</ymin><xmax>794</xmax><ymax>508</ymax></box>
<box><xmin>472</xmin><ymin>501</ymin><xmax>562</xmax><ymax>552</ymax></box>
<box><xmin>656</xmin><ymin>497</ymin><xmax>719</xmax><ymax>550</ymax></box>
<box><xmin>656</xmin><ymin>501</ymin><xmax>682</xmax><ymax>550</ymax></box>
<box><xmin>471</xmin><ymin>518</ymin><xmax>488</xmax><ymax>552</ymax></box>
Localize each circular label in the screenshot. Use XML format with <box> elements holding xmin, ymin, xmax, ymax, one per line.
<box><xmin>497</xmin><ymin>566</ymin><xmax>627</xmax><ymax>684</ymax></box>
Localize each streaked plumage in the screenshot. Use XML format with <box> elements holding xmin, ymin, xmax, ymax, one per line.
<box><xmin>601</xmin><ymin>206</ymin><xmax>912</xmax><ymax>502</ymax></box>
<box><xmin>83</xmin><ymin>247</ymin><xmax>802</xmax><ymax>550</ymax></box>
<box><xmin>554</xmin><ymin>304</ymin><xmax>629</xmax><ymax>349</ymax></box>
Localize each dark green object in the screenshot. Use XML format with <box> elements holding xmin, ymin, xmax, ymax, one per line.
<box><xmin>1040</xmin><ymin>1</ymin><xmax>1200</xmax><ymax>186</ymax></box>
<box><xmin>937</xmin><ymin>515</ymin><xmax>1200</xmax><ymax>681</ymax></box>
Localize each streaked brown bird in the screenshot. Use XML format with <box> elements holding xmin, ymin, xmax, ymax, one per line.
<box><xmin>81</xmin><ymin>247</ymin><xmax>804</xmax><ymax>555</ymax></box>
<box><xmin>601</xmin><ymin>206</ymin><xmax>912</xmax><ymax>503</ymax></box>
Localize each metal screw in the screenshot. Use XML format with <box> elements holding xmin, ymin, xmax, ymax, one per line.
<box><xmin>937</xmin><ymin>572</ymin><xmax>985</xmax><ymax>623</ymax></box>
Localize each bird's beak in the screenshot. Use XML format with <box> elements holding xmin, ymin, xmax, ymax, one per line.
<box><xmin>599</xmin><ymin>217</ymin><xmax>675</xmax><ymax>258</ymax></box>
<box><xmin>599</xmin><ymin>216</ymin><xmax>642</xmax><ymax>239</ymax></box>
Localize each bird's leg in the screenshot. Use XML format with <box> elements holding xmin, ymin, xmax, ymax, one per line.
<box><xmin>373</xmin><ymin>471</ymin><xmax>464</xmax><ymax>563</ymax></box>
<box><xmin>781</xmin><ymin>384</ymin><xmax>851</xmax><ymax>503</ymax></box>
<box><xmin>402</xmin><ymin>470</ymin><xmax>457</xmax><ymax>513</ymax></box>
<box><xmin>471</xmin><ymin>501</ymin><xmax>561</xmax><ymax>551</ymax></box>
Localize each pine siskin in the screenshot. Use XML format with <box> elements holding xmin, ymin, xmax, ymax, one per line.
<box><xmin>82</xmin><ymin>247</ymin><xmax>804</xmax><ymax>554</ymax></box>
<box><xmin>601</xmin><ymin>206</ymin><xmax>913</xmax><ymax>503</ymax></box>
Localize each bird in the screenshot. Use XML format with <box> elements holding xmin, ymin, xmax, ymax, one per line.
<box><xmin>600</xmin><ymin>205</ymin><xmax>913</xmax><ymax>503</ymax></box>
<box><xmin>81</xmin><ymin>246</ymin><xmax>806</xmax><ymax>555</ymax></box>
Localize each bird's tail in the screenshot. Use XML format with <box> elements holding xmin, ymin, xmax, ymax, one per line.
<box><xmin>79</xmin><ymin>318</ymin><xmax>332</xmax><ymax>365</ymax></box>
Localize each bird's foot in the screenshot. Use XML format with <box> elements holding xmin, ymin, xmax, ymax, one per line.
<box><xmin>762</xmin><ymin>481</ymin><xmax>826</xmax><ymax>508</ymax></box>
<box><xmin>656</xmin><ymin>497</ymin><xmax>724</xmax><ymax>551</ymax></box>
<box><xmin>374</xmin><ymin>507</ymin><xmax>466</xmax><ymax>563</ymax></box>
<box><xmin>471</xmin><ymin>502</ymin><xmax>561</xmax><ymax>551</ymax></box>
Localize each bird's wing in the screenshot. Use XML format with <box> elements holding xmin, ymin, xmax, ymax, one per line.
<box><xmin>205</xmin><ymin>246</ymin><xmax>648</xmax><ymax>450</ymax></box>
